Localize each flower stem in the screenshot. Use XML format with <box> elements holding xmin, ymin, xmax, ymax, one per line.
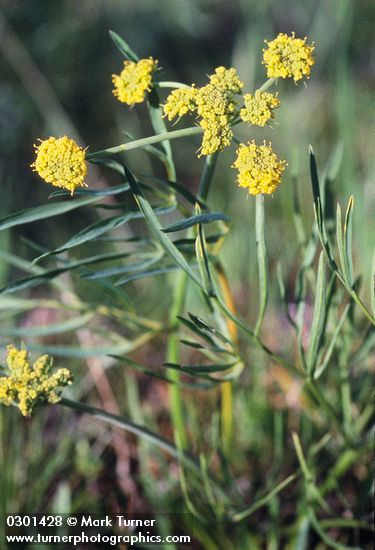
<box><xmin>216</xmin><ymin>264</ymin><xmax>238</xmax><ymax>457</ymax></box>
<box><xmin>86</xmin><ymin>127</ymin><xmax>203</xmax><ymax>160</ymax></box>
<box><xmin>156</xmin><ymin>81</ymin><xmax>190</xmax><ymax>89</ymax></box>
<box><xmin>254</xmin><ymin>195</ymin><xmax>268</xmax><ymax>337</ymax></box>
<box><xmin>258</xmin><ymin>77</ymin><xmax>277</xmax><ymax>92</ymax></box>
<box><xmin>167</xmin><ymin>270</ymin><xmax>189</xmax><ymax>449</ymax></box>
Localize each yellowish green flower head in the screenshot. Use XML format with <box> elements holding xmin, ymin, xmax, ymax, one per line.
<box><xmin>240</xmin><ymin>91</ymin><xmax>280</xmax><ymax>127</ymax></box>
<box><xmin>112</xmin><ymin>57</ymin><xmax>158</xmax><ymax>106</ymax></box>
<box><xmin>163</xmin><ymin>86</ymin><xmax>198</xmax><ymax>121</ymax></box>
<box><xmin>31</xmin><ymin>136</ymin><xmax>87</xmax><ymax>195</ymax></box>
<box><xmin>263</xmin><ymin>32</ymin><xmax>315</xmax><ymax>82</ymax></box>
<box><xmin>163</xmin><ymin>67</ymin><xmax>242</xmax><ymax>157</ymax></box>
<box><xmin>0</xmin><ymin>345</ymin><xmax>72</xmax><ymax>417</ymax></box>
<box><xmin>233</xmin><ymin>141</ymin><xmax>287</xmax><ymax>195</ymax></box>
<box><xmin>195</xmin><ymin>83</ymin><xmax>236</xmax><ymax>156</ymax></box>
<box><xmin>209</xmin><ymin>66</ymin><xmax>244</xmax><ymax>94</ymax></box>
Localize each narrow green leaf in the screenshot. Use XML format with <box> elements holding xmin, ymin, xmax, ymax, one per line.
<box><xmin>187</xmin><ymin>312</ymin><xmax>231</xmax><ymax>345</ymax></box>
<box><xmin>33</xmin><ymin>206</ymin><xmax>172</xmax><ymax>262</ymax></box>
<box><xmin>154</xmin><ymin>177</ymin><xmax>207</xmax><ymax>208</ymax></box>
<box><xmin>163</xmin><ymin>212</ymin><xmax>230</xmax><ymax>234</ymax></box>
<box><xmin>0</xmin><ymin>251</ymin><xmax>135</xmax><ymax>295</ymax></box>
<box><xmin>343</xmin><ymin>195</ymin><xmax>354</xmax><ymax>286</ymax></box>
<box><xmin>109</xmin><ymin>30</ymin><xmax>139</xmax><ymax>61</ymax></box>
<box><xmin>81</xmin><ymin>254</ymin><xmax>161</xmax><ymax>280</ymax></box>
<box><xmin>194</xmin><ymin>205</ymin><xmax>216</xmax><ymax>297</ymax></box>
<box><xmin>61</xmin><ymin>397</ymin><xmax>199</xmax><ymax>473</ymax></box>
<box><xmin>0</xmin><ymin>196</ymin><xmax>98</xmax><ymax>232</ymax></box>
<box><xmin>307</xmin><ymin>253</ymin><xmax>327</xmax><ymax>376</ymax></box>
<box><xmin>372</xmin><ymin>249</ymin><xmax>375</xmax><ymax>318</ymax></box>
<box><xmin>125</xmin><ymin>164</ymin><xmax>202</xmax><ymax>289</ymax></box>
<box><xmin>336</xmin><ymin>203</ymin><xmax>348</xmax><ymax>282</ymax></box>
<box><xmin>0</xmin><ymin>312</ymin><xmax>94</xmax><ymax>337</ymax></box>
<box><xmin>115</xmin><ymin>265</ymin><xmax>181</xmax><ymax>286</ymax></box>
<box><xmin>178</xmin><ymin>316</ymin><xmax>221</xmax><ymax>348</ymax></box>
<box><xmin>49</xmin><ymin>183</ymin><xmax>130</xmax><ymax>198</ymax></box>
<box><xmin>314</xmin><ymin>304</ymin><xmax>350</xmax><ymax>379</ymax></box>
<box><xmin>164</xmin><ymin>361</ymin><xmax>237</xmax><ymax>374</ymax></box>
<box><xmin>21</xmin><ymin>337</ymin><xmax>152</xmax><ymax>358</ymax></box>
<box><xmin>111</xmin><ymin>355</ymin><xmax>216</xmax><ymax>389</ymax></box>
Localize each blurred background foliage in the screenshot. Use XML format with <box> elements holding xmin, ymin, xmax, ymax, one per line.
<box><xmin>0</xmin><ymin>0</ymin><xmax>374</xmax><ymax>548</ymax></box>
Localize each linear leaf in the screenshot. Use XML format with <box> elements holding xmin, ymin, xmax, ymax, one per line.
<box><xmin>343</xmin><ymin>195</ymin><xmax>354</xmax><ymax>286</ymax></box>
<box><xmin>140</xmin><ymin>174</ymin><xmax>209</xmax><ymax>208</ymax></box>
<box><xmin>114</xmin><ymin>265</ymin><xmax>180</xmax><ymax>286</ymax></box>
<box><xmin>307</xmin><ymin>252</ymin><xmax>326</xmax><ymax>375</ymax></box>
<box><xmin>109</xmin><ymin>30</ymin><xmax>139</xmax><ymax>61</ymax></box>
<box><xmin>336</xmin><ymin>203</ymin><xmax>347</xmax><ymax>282</ymax></box>
<box><xmin>125</xmin><ymin>164</ymin><xmax>202</xmax><ymax>288</ymax></box>
<box><xmin>163</xmin><ymin>212</ymin><xmax>230</xmax><ymax>234</ymax></box>
<box><xmin>164</xmin><ymin>361</ymin><xmax>238</xmax><ymax>374</ymax></box>
<box><xmin>188</xmin><ymin>312</ymin><xmax>231</xmax><ymax>345</ymax></box>
<box><xmin>82</xmin><ymin>254</ymin><xmax>162</xmax><ymax>280</ymax></box>
<box><xmin>110</xmin><ymin>355</ymin><xmax>216</xmax><ymax>389</ymax></box>
<box><xmin>61</xmin><ymin>397</ymin><xmax>199</xmax><ymax>472</ymax></box>
<box><xmin>0</xmin><ymin>312</ymin><xmax>94</xmax><ymax>337</ymax></box>
<box><xmin>314</xmin><ymin>304</ymin><xmax>350</xmax><ymax>379</ymax></box>
<box><xmin>0</xmin><ymin>196</ymin><xmax>98</xmax><ymax>232</ymax></box>
<box><xmin>0</xmin><ymin>251</ymin><xmax>134</xmax><ymax>295</ymax></box>
<box><xmin>21</xmin><ymin>338</ymin><xmax>152</xmax><ymax>358</ymax></box>
<box><xmin>49</xmin><ymin>183</ymin><xmax>130</xmax><ymax>198</ymax></box>
<box><xmin>195</xmin><ymin>212</ymin><xmax>216</xmax><ymax>298</ymax></box>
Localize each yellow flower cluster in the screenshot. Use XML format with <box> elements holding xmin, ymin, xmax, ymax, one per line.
<box><xmin>209</xmin><ymin>66</ymin><xmax>244</xmax><ymax>94</ymax></box>
<box><xmin>163</xmin><ymin>86</ymin><xmax>198</xmax><ymax>121</ymax></box>
<box><xmin>31</xmin><ymin>136</ymin><xmax>87</xmax><ymax>195</ymax></box>
<box><xmin>233</xmin><ymin>141</ymin><xmax>287</xmax><ymax>195</ymax></box>
<box><xmin>163</xmin><ymin>67</ymin><xmax>243</xmax><ymax>156</ymax></box>
<box><xmin>240</xmin><ymin>91</ymin><xmax>280</xmax><ymax>127</ymax></box>
<box><xmin>112</xmin><ymin>57</ymin><xmax>158</xmax><ymax>106</ymax></box>
<box><xmin>0</xmin><ymin>346</ymin><xmax>72</xmax><ymax>417</ymax></box>
<box><xmin>195</xmin><ymin>83</ymin><xmax>237</xmax><ymax>156</ymax></box>
<box><xmin>263</xmin><ymin>32</ymin><xmax>315</xmax><ymax>82</ymax></box>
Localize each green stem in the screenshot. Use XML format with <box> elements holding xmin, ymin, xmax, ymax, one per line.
<box><xmin>157</xmin><ymin>81</ymin><xmax>190</xmax><ymax>89</ymax></box>
<box><xmin>339</xmin><ymin>352</ymin><xmax>353</xmax><ymax>442</ymax></box>
<box><xmin>87</xmin><ymin>126</ymin><xmax>203</xmax><ymax>160</ymax></box>
<box><xmin>167</xmin><ymin>270</ymin><xmax>189</xmax><ymax>449</ymax></box>
<box><xmin>232</xmin><ymin>473</ymin><xmax>298</xmax><ymax>522</ymax></box>
<box><xmin>198</xmin><ymin>153</ymin><xmax>218</xmax><ymax>201</ymax></box>
<box><xmin>258</xmin><ymin>77</ymin><xmax>277</xmax><ymax>92</ymax></box>
<box><xmin>254</xmin><ymin>195</ymin><xmax>268</xmax><ymax>337</ymax></box>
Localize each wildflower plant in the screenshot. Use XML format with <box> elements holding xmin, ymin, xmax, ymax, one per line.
<box><xmin>0</xmin><ymin>345</ymin><xmax>72</xmax><ymax>417</ymax></box>
<box><xmin>0</xmin><ymin>28</ymin><xmax>373</xmax><ymax>549</ymax></box>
